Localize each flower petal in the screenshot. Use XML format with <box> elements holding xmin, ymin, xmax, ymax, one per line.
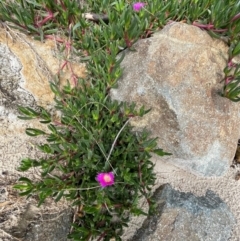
<box><xmin>96</xmin><ymin>172</ymin><xmax>115</xmax><ymax>187</ymax></box>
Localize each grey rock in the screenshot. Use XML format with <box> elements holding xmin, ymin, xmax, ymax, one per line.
<box><xmin>0</xmin><ymin>202</ymin><xmax>73</xmax><ymax>241</ymax></box>
<box><xmin>0</xmin><ymin>43</ymin><xmax>36</xmax><ymax>110</ymax></box>
<box><xmin>110</xmin><ymin>22</ymin><xmax>240</xmax><ymax>177</ymax></box>
<box><xmin>24</xmin><ymin>208</ymin><xmax>73</xmax><ymax>241</ymax></box>
<box><xmin>131</xmin><ymin>184</ymin><xmax>235</xmax><ymax>241</ymax></box>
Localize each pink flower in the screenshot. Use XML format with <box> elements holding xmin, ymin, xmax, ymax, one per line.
<box><xmin>133</xmin><ymin>2</ymin><xmax>145</xmax><ymax>12</ymax></box>
<box><xmin>96</xmin><ymin>172</ymin><xmax>115</xmax><ymax>187</ymax></box>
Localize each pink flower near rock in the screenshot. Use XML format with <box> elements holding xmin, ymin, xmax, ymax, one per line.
<box><xmin>96</xmin><ymin>172</ymin><xmax>115</xmax><ymax>187</ymax></box>
<box><xmin>133</xmin><ymin>2</ymin><xmax>145</xmax><ymax>12</ymax></box>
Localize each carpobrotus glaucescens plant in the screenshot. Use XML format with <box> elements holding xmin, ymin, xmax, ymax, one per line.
<box><xmin>0</xmin><ymin>0</ymin><xmax>239</xmax><ymax>240</ymax></box>
<box><xmin>15</xmin><ymin>79</ymin><xmax>170</xmax><ymax>241</ymax></box>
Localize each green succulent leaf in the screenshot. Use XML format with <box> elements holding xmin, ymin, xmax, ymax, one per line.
<box><xmin>232</xmin><ymin>42</ymin><xmax>240</xmax><ymax>57</ymax></box>
<box><xmin>26</xmin><ymin>128</ymin><xmax>46</xmax><ymax>136</ymax></box>
<box><xmin>153</xmin><ymin>148</ymin><xmax>172</xmax><ymax>156</ymax></box>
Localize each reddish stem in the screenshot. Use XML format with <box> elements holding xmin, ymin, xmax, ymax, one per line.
<box><xmin>58</xmin><ymin>61</ymin><xmax>68</xmax><ymax>73</ymax></box>
<box><xmin>109</xmin><ymin>64</ymin><xmax>114</xmax><ymax>74</ymax></box>
<box><xmin>192</xmin><ymin>21</ymin><xmax>214</xmax><ymax>30</ymax></box>
<box><xmin>192</xmin><ymin>21</ymin><xmax>227</xmax><ymax>33</ymax></box>
<box><xmin>211</xmin><ymin>28</ymin><xmax>228</xmax><ymax>33</ymax></box>
<box><xmin>45</xmin><ymin>35</ymin><xmax>65</xmax><ymax>43</ymax></box>
<box><xmin>124</xmin><ymin>32</ymin><xmax>132</xmax><ymax>48</ymax></box>
<box><xmin>35</xmin><ymin>9</ymin><xmax>54</xmax><ymax>27</ymax></box>
<box><xmin>231</xmin><ymin>13</ymin><xmax>240</xmax><ymax>22</ymax></box>
<box><xmin>65</xmin><ymin>40</ymin><xmax>71</xmax><ymax>50</ymax></box>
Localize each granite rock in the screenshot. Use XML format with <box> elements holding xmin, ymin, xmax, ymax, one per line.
<box><xmin>131</xmin><ymin>184</ymin><xmax>235</xmax><ymax>241</ymax></box>
<box><xmin>111</xmin><ymin>22</ymin><xmax>240</xmax><ymax>177</ymax></box>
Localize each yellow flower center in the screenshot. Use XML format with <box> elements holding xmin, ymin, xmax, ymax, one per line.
<box><xmin>103</xmin><ymin>174</ymin><xmax>111</xmax><ymax>183</ymax></box>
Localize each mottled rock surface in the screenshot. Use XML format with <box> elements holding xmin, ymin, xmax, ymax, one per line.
<box><xmin>0</xmin><ymin>195</ymin><xmax>73</xmax><ymax>241</ymax></box>
<box><xmin>0</xmin><ymin>27</ymin><xmax>86</xmax><ymax>107</ymax></box>
<box><xmin>131</xmin><ymin>184</ymin><xmax>235</xmax><ymax>241</ymax></box>
<box><xmin>111</xmin><ymin>22</ymin><xmax>240</xmax><ymax>177</ymax></box>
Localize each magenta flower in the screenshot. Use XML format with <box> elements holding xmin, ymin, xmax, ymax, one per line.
<box><xmin>133</xmin><ymin>2</ymin><xmax>145</xmax><ymax>12</ymax></box>
<box><xmin>96</xmin><ymin>172</ymin><xmax>115</xmax><ymax>187</ymax></box>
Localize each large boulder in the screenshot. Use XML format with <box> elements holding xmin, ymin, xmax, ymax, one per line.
<box><xmin>111</xmin><ymin>22</ymin><xmax>240</xmax><ymax>177</ymax></box>
<box><xmin>0</xmin><ymin>27</ymin><xmax>86</xmax><ymax>108</ymax></box>
<box><xmin>131</xmin><ymin>184</ymin><xmax>235</xmax><ymax>241</ymax></box>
